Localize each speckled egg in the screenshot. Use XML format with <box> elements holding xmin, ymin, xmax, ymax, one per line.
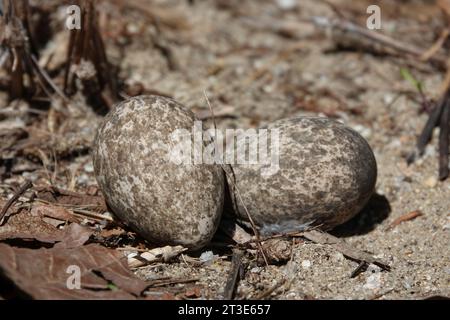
<box><xmin>226</xmin><ymin>117</ymin><xmax>377</xmax><ymax>234</ymax></box>
<box><xmin>93</xmin><ymin>95</ymin><xmax>225</xmax><ymax>250</ymax></box>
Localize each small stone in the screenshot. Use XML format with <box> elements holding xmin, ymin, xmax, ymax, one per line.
<box><xmin>84</xmin><ymin>163</ymin><xmax>94</xmax><ymax>173</ymax></box>
<box><xmin>250</xmin><ymin>267</ymin><xmax>262</xmax><ymax>273</ymax></box>
<box><xmin>351</xmin><ymin>124</ymin><xmax>372</xmax><ymax>139</ymax></box>
<box><xmin>301</xmin><ymin>260</ymin><xmax>312</xmax><ymax>269</ymax></box>
<box><xmin>423</xmin><ymin>176</ymin><xmax>438</xmax><ymax>188</ymax></box>
<box><xmin>363</xmin><ymin>273</ymin><xmax>382</xmax><ymax>290</ymax></box>
<box><xmin>331</xmin><ymin>252</ymin><xmax>345</xmax><ymax>262</ymax></box>
<box><xmin>199</xmin><ymin>251</ymin><xmax>217</xmax><ymax>264</ymax></box>
<box><xmin>276</xmin><ymin>0</ymin><xmax>297</xmax><ymax>10</ymax></box>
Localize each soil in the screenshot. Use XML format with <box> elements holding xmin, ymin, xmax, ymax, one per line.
<box><xmin>1</xmin><ymin>0</ymin><xmax>449</xmax><ymax>299</ymax></box>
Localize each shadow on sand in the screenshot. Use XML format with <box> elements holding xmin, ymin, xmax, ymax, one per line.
<box><xmin>331</xmin><ymin>193</ymin><xmax>391</xmax><ymax>237</ymax></box>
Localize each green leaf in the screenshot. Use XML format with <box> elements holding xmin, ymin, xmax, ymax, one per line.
<box><xmin>107</xmin><ymin>283</ymin><xmax>118</xmax><ymax>291</ymax></box>
<box><xmin>400</xmin><ymin>68</ymin><xmax>422</xmax><ymax>92</ymax></box>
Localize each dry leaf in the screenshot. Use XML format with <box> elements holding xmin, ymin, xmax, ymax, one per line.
<box><xmin>0</xmin><ymin>207</ymin><xmax>64</xmax><ymax>243</ymax></box>
<box><xmin>31</xmin><ymin>204</ymin><xmax>78</xmax><ymax>223</ymax></box>
<box><xmin>0</xmin><ymin>243</ymin><xmax>149</xmax><ymax>299</ymax></box>
<box><xmin>259</xmin><ymin>239</ymin><xmax>292</xmax><ymax>264</ymax></box>
<box><xmin>54</xmin><ymin>223</ymin><xmax>94</xmax><ymax>249</ymax></box>
<box><xmin>35</xmin><ymin>185</ymin><xmax>107</xmax><ymax>211</ymax></box>
<box><xmin>0</xmin><ymin>203</ymin><xmax>92</xmax><ymax>247</ymax></box>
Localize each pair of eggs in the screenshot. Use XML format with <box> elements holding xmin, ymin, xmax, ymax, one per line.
<box><xmin>93</xmin><ymin>95</ymin><xmax>377</xmax><ymax>249</ymax></box>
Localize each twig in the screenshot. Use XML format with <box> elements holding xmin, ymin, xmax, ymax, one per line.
<box><xmin>408</xmin><ymin>87</ymin><xmax>450</xmax><ymax>181</ymax></box>
<box><xmin>407</xmin><ymin>90</ymin><xmax>448</xmax><ymax>164</ymax></box>
<box><xmin>203</xmin><ymin>91</ymin><xmax>269</xmax><ymax>266</ymax></box>
<box><xmin>439</xmin><ymin>99</ymin><xmax>450</xmax><ymax>180</ymax></box>
<box><xmin>309</xmin><ymin>16</ymin><xmax>447</xmax><ymax>70</ymax></box>
<box><xmin>228</xmin><ymin>178</ymin><xmax>269</xmax><ymax>265</ymax></box>
<box><xmin>71</xmin><ymin>209</ymin><xmax>114</xmax><ymax>222</ymax></box>
<box><xmin>369</xmin><ymin>288</ymin><xmax>395</xmax><ymax>300</ymax></box>
<box><xmin>63</xmin><ymin>0</ymin><xmax>118</xmax><ymax>110</ymax></box>
<box><xmin>127</xmin><ymin>245</ymin><xmax>187</xmax><ymax>268</ymax></box>
<box><xmin>34</xmin><ymin>198</ymin><xmax>113</xmax><ymax>222</ymax></box>
<box><xmin>243</xmin><ymin>15</ymin><xmax>447</xmax><ymax>69</ymax></box>
<box><xmin>350</xmin><ymin>261</ymin><xmax>368</xmax><ymax>278</ymax></box>
<box><xmin>386</xmin><ymin>210</ymin><xmax>423</xmax><ymax>231</ymax></box>
<box><xmin>146</xmin><ymin>277</ymin><xmax>199</xmax><ymax>288</ymax></box>
<box><xmin>420</xmin><ymin>28</ymin><xmax>450</xmax><ymax>62</ymax></box>
<box><xmin>253</xmin><ymin>278</ymin><xmax>287</xmax><ymax>300</ymax></box>
<box><xmin>302</xmin><ymin>230</ymin><xmax>391</xmax><ymax>271</ymax></box>
<box><xmin>0</xmin><ymin>179</ymin><xmax>32</xmax><ymax>225</ymax></box>
<box><xmin>222</xmin><ymin>249</ymin><xmax>244</xmax><ymax>300</ymax></box>
<box><xmin>30</xmin><ymin>54</ymin><xmax>69</xmax><ymax>102</ymax></box>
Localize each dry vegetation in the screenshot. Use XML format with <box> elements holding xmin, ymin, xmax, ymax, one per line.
<box><xmin>0</xmin><ymin>0</ymin><xmax>449</xmax><ymax>299</ymax></box>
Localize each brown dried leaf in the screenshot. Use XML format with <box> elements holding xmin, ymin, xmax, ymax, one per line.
<box><xmin>54</xmin><ymin>223</ymin><xmax>94</xmax><ymax>249</ymax></box>
<box><xmin>183</xmin><ymin>285</ymin><xmax>202</xmax><ymax>298</ymax></box>
<box><xmin>259</xmin><ymin>239</ymin><xmax>292</xmax><ymax>265</ymax></box>
<box><xmin>35</xmin><ymin>186</ymin><xmax>107</xmax><ymax>212</ymax></box>
<box><xmin>31</xmin><ymin>204</ymin><xmax>78</xmax><ymax>223</ymax></box>
<box><xmin>100</xmin><ymin>227</ymin><xmax>126</xmax><ymax>238</ymax></box>
<box><xmin>0</xmin><ymin>207</ymin><xmax>64</xmax><ymax>243</ymax></box>
<box><xmin>0</xmin><ymin>243</ymin><xmax>149</xmax><ymax>299</ymax></box>
<box><xmin>0</xmin><ymin>203</ymin><xmax>92</xmax><ymax>247</ymax></box>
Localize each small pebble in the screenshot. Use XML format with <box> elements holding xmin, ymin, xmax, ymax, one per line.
<box><xmin>301</xmin><ymin>260</ymin><xmax>312</xmax><ymax>269</ymax></box>
<box><xmin>423</xmin><ymin>176</ymin><xmax>438</xmax><ymax>188</ymax></box>
<box><xmin>363</xmin><ymin>273</ymin><xmax>382</xmax><ymax>290</ymax></box>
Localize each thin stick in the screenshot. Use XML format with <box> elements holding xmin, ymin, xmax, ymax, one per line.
<box><xmin>302</xmin><ymin>230</ymin><xmax>391</xmax><ymax>271</ymax></box>
<box><xmin>30</xmin><ymin>54</ymin><xmax>69</xmax><ymax>102</ymax></box>
<box><xmin>72</xmin><ymin>209</ymin><xmax>114</xmax><ymax>222</ymax></box>
<box><xmin>386</xmin><ymin>210</ymin><xmax>423</xmax><ymax>231</ymax></box>
<box><xmin>0</xmin><ymin>180</ymin><xmax>32</xmax><ymax>225</ymax></box>
<box><xmin>420</xmin><ymin>28</ymin><xmax>450</xmax><ymax>62</ymax></box>
<box><xmin>222</xmin><ymin>249</ymin><xmax>244</xmax><ymax>300</ymax></box>
<box><xmin>203</xmin><ymin>90</ymin><xmax>269</xmax><ymax>266</ymax></box>
<box><xmin>416</xmin><ymin>96</ymin><xmax>446</xmax><ymax>156</ymax></box>
<box><xmin>34</xmin><ymin>198</ymin><xmax>113</xmax><ymax>222</ymax></box>
<box><xmin>439</xmin><ymin>99</ymin><xmax>449</xmax><ymax>180</ymax></box>
<box><xmin>147</xmin><ymin>277</ymin><xmax>199</xmax><ymax>288</ymax></box>
<box><xmin>309</xmin><ymin>16</ymin><xmax>447</xmax><ymax>69</ymax></box>
<box><xmin>350</xmin><ymin>261</ymin><xmax>368</xmax><ymax>278</ymax></box>
<box><xmin>203</xmin><ymin>90</ymin><xmax>217</xmax><ymax>130</ymax></box>
<box><xmin>253</xmin><ymin>278</ymin><xmax>287</xmax><ymax>300</ymax></box>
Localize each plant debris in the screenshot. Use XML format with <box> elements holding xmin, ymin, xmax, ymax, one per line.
<box><xmin>0</xmin><ymin>0</ymin><xmax>448</xmax><ymax>300</ymax></box>
<box><xmin>0</xmin><ymin>243</ymin><xmax>149</xmax><ymax>299</ymax></box>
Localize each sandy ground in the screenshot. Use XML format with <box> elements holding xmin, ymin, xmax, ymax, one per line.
<box><xmin>128</xmin><ymin>0</ymin><xmax>450</xmax><ymax>299</ymax></box>
<box><xmin>1</xmin><ymin>0</ymin><xmax>449</xmax><ymax>299</ymax></box>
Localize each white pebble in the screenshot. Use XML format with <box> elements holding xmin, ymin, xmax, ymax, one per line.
<box><xmin>363</xmin><ymin>273</ymin><xmax>382</xmax><ymax>290</ymax></box>
<box><xmin>301</xmin><ymin>260</ymin><xmax>312</xmax><ymax>269</ymax></box>
<box><xmin>275</xmin><ymin>0</ymin><xmax>297</xmax><ymax>10</ymax></box>
<box><xmin>199</xmin><ymin>251</ymin><xmax>216</xmax><ymax>264</ymax></box>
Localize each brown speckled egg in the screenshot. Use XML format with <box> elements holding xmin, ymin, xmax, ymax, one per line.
<box><xmin>226</xmin><ymin>117</ymin><xmax>377</xmax><ymax>235</ymax></box>
<box><xmin>93</xmin><ymin>95</ymin><xmax>224</xmax><ymax>250</ymax></box>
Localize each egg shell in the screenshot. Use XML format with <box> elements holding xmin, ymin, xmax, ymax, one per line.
<box><xmin>226</xmin><ymin>117</ymin><xmax>377</xmax><ymax>234</ymax></box>
<box><xmin>93</xmin><ymin>95</ymin><xmax>225</xmax><ymax>250</ymax></box>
